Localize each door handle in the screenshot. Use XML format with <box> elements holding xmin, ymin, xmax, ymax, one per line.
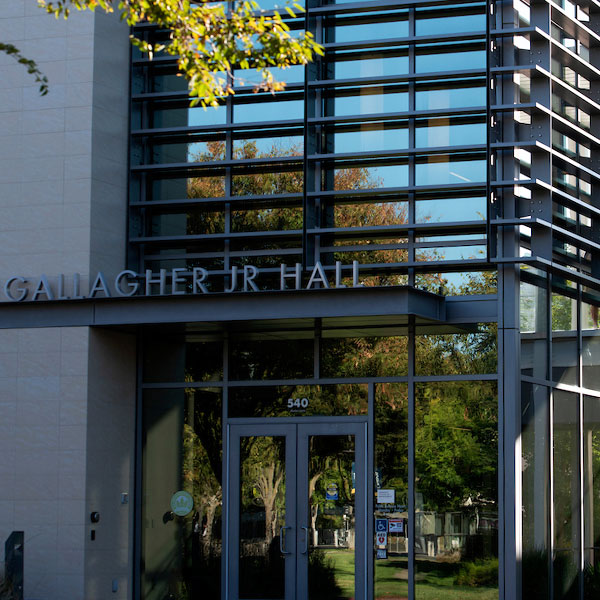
<box><xmin>301</xmin><ymin>526</ymin><xmax>309</xmax><ymax>554</ymax></box>
<box><xmin>280</xmin><ymin>526</ymin><xmax>291</xmax><ymax>555</ymax></box>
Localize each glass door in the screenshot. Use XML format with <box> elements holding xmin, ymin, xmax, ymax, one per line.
<box><xmin>297</xmin><ymin>423</ymin><xmax>367</xmax><ymax>600</ymax></box>
<box><xmin>228</xmin><ymin>424</ymin><xmax>297</xmax><ymax>600</ymax></box>
<box><xmin>227</xmin><ymin>422</ymin><xmax>366</xmax><ymax>600</ymax></box>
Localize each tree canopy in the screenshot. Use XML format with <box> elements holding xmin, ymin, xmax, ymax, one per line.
<box><xmin>4</xmin><ymin>0</ymin><xmax>322</xmax><ymax>106</ymax></box>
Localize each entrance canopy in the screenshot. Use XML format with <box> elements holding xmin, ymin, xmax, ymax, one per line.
<box><xmin>0</xmin><ymin>286</ymin><xmax>488</xmax><ymax>328</ymax></box>
<box><xmin>0</xmin><ymin>286</ymin><xmax>497</xmax><ymax>330</ymax></box>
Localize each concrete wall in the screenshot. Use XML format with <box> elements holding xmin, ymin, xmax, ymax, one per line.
<box><xmin>0</xmin><ymin>2</ymin><xmax>129</xmax><ymax>282</ymax></box>
<box><xmin>84</xmin><ymin>329</ymin><xmax>136</xmax><ymax>600</ymax></box>
<box><xmin>0</xmin><ymin>327</ymin><xmax>90</xmax><ymax>599</ymax></box>
<box><xmin>0</xmin><ymin>2</ymin><xmax>135</xmax><ymax>599</ymax></box>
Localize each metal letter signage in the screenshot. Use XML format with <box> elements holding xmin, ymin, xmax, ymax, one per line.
<box><xmin>0</xmin><ymin>262</ymin><xmax>365</xmax><ymax>303</ymax></box>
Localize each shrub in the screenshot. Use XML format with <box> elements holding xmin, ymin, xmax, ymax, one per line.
<box><xmin>455</xmin><ymin>558</ymin><xmax>499</xmax><ymax>587</ymax></box>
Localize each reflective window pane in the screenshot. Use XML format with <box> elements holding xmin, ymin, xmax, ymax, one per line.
<box><xmin>374</xmin><ymin>384</ymin><xmax>409</xmax><ymax>600</ymax></box>
<box><xmin>326</xmin><ymin>89</ymin><xmax>408</xmax><ymax>116</ymax></box>
<box><xmin>329</xmin><ymin>14</ymin><xmax>408</xmax><ymax>43</ymax></box>
<box><xmin>415</xmin><ymin>159</ymin><xmax>486</xmax><ymax>185</ymax></box>
<box><xmin>235</xmin><ymin>65</ymin><xmax>304</xmax><ymax>84</ymax></box>
<box><xmin>330</xmin><ymin>164</ymin><xmax>409</xmax><ymax>190</ymax></box>
<box><xmin>415</xmin><ymin>85</ymin><xmax>486</xmax><ymax>110</ymax></box>
<box><xmin>149</xmin><ymin>176</ymin><xmax>226</xmax><ymax>201</ymax></box>
<box><xmin>229</xmin><ymin>335</ymin><xmax>314</xmax><ymax>380</ymax></box>
<box><xmin>232</xmin><ymin>170</ymin><xmax>303</xmax><ymax>196</ymax></box>
<box><xmin>415</xmin><ymin>49</ymin><xmax>486</xmax><ymax>73</ymax></box>
<box><xmin>583</xmin><ymin>337</ymin><xmax>600</xmax><ymax>391</ymax></box>
<box><xmin>415</xmin><ymin>122</ymin><xmax>486</xmax><ymax>148</ymax></box>
<box><xmin>234</xmin><ymin>99</ymin><xmax>304</xmax><ymax>123</ymax></box>
<box><xmin>334</xmin><ymin>55</ymin><xmax>409</xmax><ymax>79</ymax></box>
<box><xmin>228</xmin><ymin>385</ymin><xmax>368</xmax><ymax>418</ymax></box>
<box><xmin>332</xmin><ymin>125</ymin><xmax>408</xmax><ymax>153</ymax></box>
<box><xmin>415</xmin><ymin>326</ymin><xmax>497</xmax><ymax>375</ymax></box>
<box><xmin>239</xmin><ymin>436</ymin><xmax>286</xmax><ymax>599</ymax></box>
<box><xmin>233</xmin><ymin>136</ymin><xmax>304</xmax><ymax>159</ymax></box>
<box><xmin>321</xmin><ymin>335</ymin><xmax>408</xmax><ymax>377</ymax></box>
<box><xmin>143</xmin><ymin>337</ymin><xmax>223</xmax><ymax>382</ymax></box>
<box><xmin>415</xmin><ymin>382</ymin><xmax>498</xmax><ymax>598</ymax></box>
<box><xmin>521</xmin><ymin>382</ymin><xmax>550</xmax><ymax>600</ymax></box>
<box><xmin>308</xmin><ymin>435</ymin><xmax>356</xmax><ymax>600</ymax></box>
<box><xmin>141</xmin><ymin>389</ymin><xmax>222</xmax><ymax>600</ymax></box>
<box><xmin>520</xmin><ymin>279</ymin><xmax>548</xmax><ymax>380</ymax></box>
<box><xmin>584</xmin><ymin>395</ymin><xmax>600</xmax><ymax>586</ymax></box>
<box><xmin>553</xmin><ymin>391</ymin><xmax>580</xmax><ymax>551</ymax></box>
<box><xmin>415</xmin><ymin>196</ymin><xmax>486</xmax><ymax>223</ymax></box>
<box><xmin>415</xmin><ymin>11</ymin><xmax>485</xmax><ymax>36</ymax></box>
<box><xmin>552</xmin><ymin>292</ymin><xmax>578</xmax><ymax>386</ymax></box>
<box><xmin>553</xmin><ymin>391</ymin><xmax>581</xmax><ymax>600</ymax></box>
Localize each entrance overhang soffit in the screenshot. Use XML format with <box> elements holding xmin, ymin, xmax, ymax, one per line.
<box><xmin>0</xmin><ymin>286</ymin><xmax>457</xmax><ymax>330</ymax></box>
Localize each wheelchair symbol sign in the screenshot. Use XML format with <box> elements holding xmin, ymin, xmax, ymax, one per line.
<box><xmin>375</xmin><ymin>518</ymin><xmax>387</xmax><ymax>533</ymax></box>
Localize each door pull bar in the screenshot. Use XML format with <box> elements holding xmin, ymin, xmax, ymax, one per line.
<box><xmin>301</xmin><ymin>526</ymin><xmax>309</xmax><ymax>554</ymax></box>
<box><xmin>280</xmin><ymin>526</ymin><xmax>291</xmax><ymax>555</ymax></box>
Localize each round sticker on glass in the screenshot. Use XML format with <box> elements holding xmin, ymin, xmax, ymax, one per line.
<box><xmin>170</xmin><ymin>490</ymin><xmax>194</xmax><ymax>516</ymax></box>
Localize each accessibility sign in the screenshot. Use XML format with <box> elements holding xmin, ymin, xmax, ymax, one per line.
<box><xmin>375</xmin><ymin>518</ymin><xmax>388</xmax><ymax>533</ymax></box>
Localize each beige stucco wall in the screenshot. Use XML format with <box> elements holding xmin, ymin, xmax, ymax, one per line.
<box><xmin>0</xmin><ymin>327</ymin><xmax>90</xmax><ymax>599</ymax></box>
<box><xmin>0</xmin><ymin>2</ymin><xmax>135</xmax><ymax>599</ymax></box>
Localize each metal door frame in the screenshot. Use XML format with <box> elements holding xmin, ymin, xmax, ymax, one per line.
<box><xmin>226</xmin><ymin>420</ymin><xmax>368</xmax><ymax>600</ymax></box>
<box><xmin>296</xmin><ymin>422</ymin><xmax>368</xmax><ymax>600</ymax></box>
<box><xmin>227</xmin><ymin>423</ymin><xmax>298</xmax><ymax>600</ymax></box>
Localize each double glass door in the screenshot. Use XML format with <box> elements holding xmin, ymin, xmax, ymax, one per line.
<box><xmin>228</xmin><ymin>422</ymin><xmax>366</xmax><ymax>600</ymax></box>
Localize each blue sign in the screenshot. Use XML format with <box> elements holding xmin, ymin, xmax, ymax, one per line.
<box><xmin>375</xmin><ymin>518</ymin><xmax>388</xmax><ymax>533</ymax></box>
<box><xmin>326</xmin><ymin>482</ymin><xmax>338</xmax><ymax>501</ymax></box>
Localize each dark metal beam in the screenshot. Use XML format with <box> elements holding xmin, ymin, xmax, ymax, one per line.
<box><xmin>0</xmin><ymin>286</ymin><xmax>454</xmax><ymax>329</ymax></box>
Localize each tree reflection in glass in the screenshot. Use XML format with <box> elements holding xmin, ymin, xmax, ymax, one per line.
<box><xmin>141</xmin><ymin>389</ymin><xmax>222</xmax><ymax>600</ymax></box>
<box><xmin>308</xmin><ymin>435</ymin><xmax>356</xmax><ymax>600</ymax></box>
<box><xmin>415</xmin><ymin>382</ymin><xmax>498</xmax><ymax>600</ymax></box>
<box><xmin>374</xmin><ymin>384</ymin><xmax>409</xmax><ymax>600</ymax></box>
<box><xmin>239</xmin><ymin>436</ymin><xmax>287</xmax><ymax>599</ymax></box>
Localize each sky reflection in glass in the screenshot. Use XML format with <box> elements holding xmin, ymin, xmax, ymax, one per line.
<box><xmin>416</xmin><ymin>50</ymin><xmax>485</xmax><ymax>72</ymax></box>
<box><xmin>329</xmin><ymin>91</ymin><xmax>409</xmax><ymax>115</ymax></box>
<box><xmin>415</xmin><ymin>13</ymin><xmax>485</xmax><ymax>36</ymax></box>
<box><xmin>330</xmin><ymin>17</ymin><xmax>409</xmax><ymax>43</ymax></box>
<box><xmin>416</xmin><ymin>159</ymin><xmax>486</xmax><ymax>185</ymax></box>
<box><xmin>415</xmin><ymin>122</ymin><xmax>486</xmax><ymax>148</ymax></box>
<box><xmin>334</xmin><ymin>56</ymin><xmax>409</xmax><ymax>79</ymax></box>
<box><xmin>415</xmin><ymin>86</ymin><xmax>486</xmax><ymax>110</ymax></box>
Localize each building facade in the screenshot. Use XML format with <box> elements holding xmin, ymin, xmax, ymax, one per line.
<box><xmin>0</xmin><ymin>0</ymin><xmax>599</xmax><ymax>599</ymax></box>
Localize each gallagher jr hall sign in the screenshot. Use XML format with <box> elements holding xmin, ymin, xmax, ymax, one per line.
<box><xmin>1</xmin><ymin>261</ymin><xmax>364</xmax><ymax>303</ymax></box>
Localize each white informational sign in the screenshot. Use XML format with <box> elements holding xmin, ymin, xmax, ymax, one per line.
<box><xmin>376</xmin><ymin>489</ymin><xmax>395</xmax><ymax>504</ymax></box>
<box><xmin>170</xmin><ymin>490</ymin><xmax>194</xmax><ymax>516</ymax></box>
<box><xmin>389</xmin><ymin>519</ymin><xmax>404</xmax><ymax>533</ymax></box>
<box><xmin>376</xmin><ymin>531</ymin><xmax>388</xmax><ymax>547</ymax></box>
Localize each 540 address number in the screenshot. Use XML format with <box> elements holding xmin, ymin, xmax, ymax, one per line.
<box><xmin>287</xmin><ymin>397</ymin><xmax>309</xmax><ymax>409</ymax></box>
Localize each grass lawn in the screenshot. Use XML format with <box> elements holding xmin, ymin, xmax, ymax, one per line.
<box><xmin>319</xmin><ymin>550</ymin><xmax>498</xmax><ymax>600</ymax></box>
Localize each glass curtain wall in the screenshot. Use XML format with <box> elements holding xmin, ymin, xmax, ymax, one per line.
<box><xmin>129</xmin><ymin>0</ymin><xmax>493</xmax><ymax>295</ymax></box>
<box><xmin>140</xmin><ymin>323</ymin><xmax>498</xmax><ymax>600</ymax></box>
<box><xmin>520</xmin><ymin>269</ymin><xmax>600</xmax><ymax>600</ymax></box>
<box><xmin>131</xmin><ymin>0</ymin><xmax>501</xmax><ymax>598</ymax></box>
<box><xmin>493</xmin><ymin>0</ymin><xmax>600</xmax><ymax>595</ymax></box>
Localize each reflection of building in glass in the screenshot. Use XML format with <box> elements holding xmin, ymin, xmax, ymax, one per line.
<box><xmin>0</xmin><ymin>0</ymin><xmax>599</xmax><ymax>598</ymax></box>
